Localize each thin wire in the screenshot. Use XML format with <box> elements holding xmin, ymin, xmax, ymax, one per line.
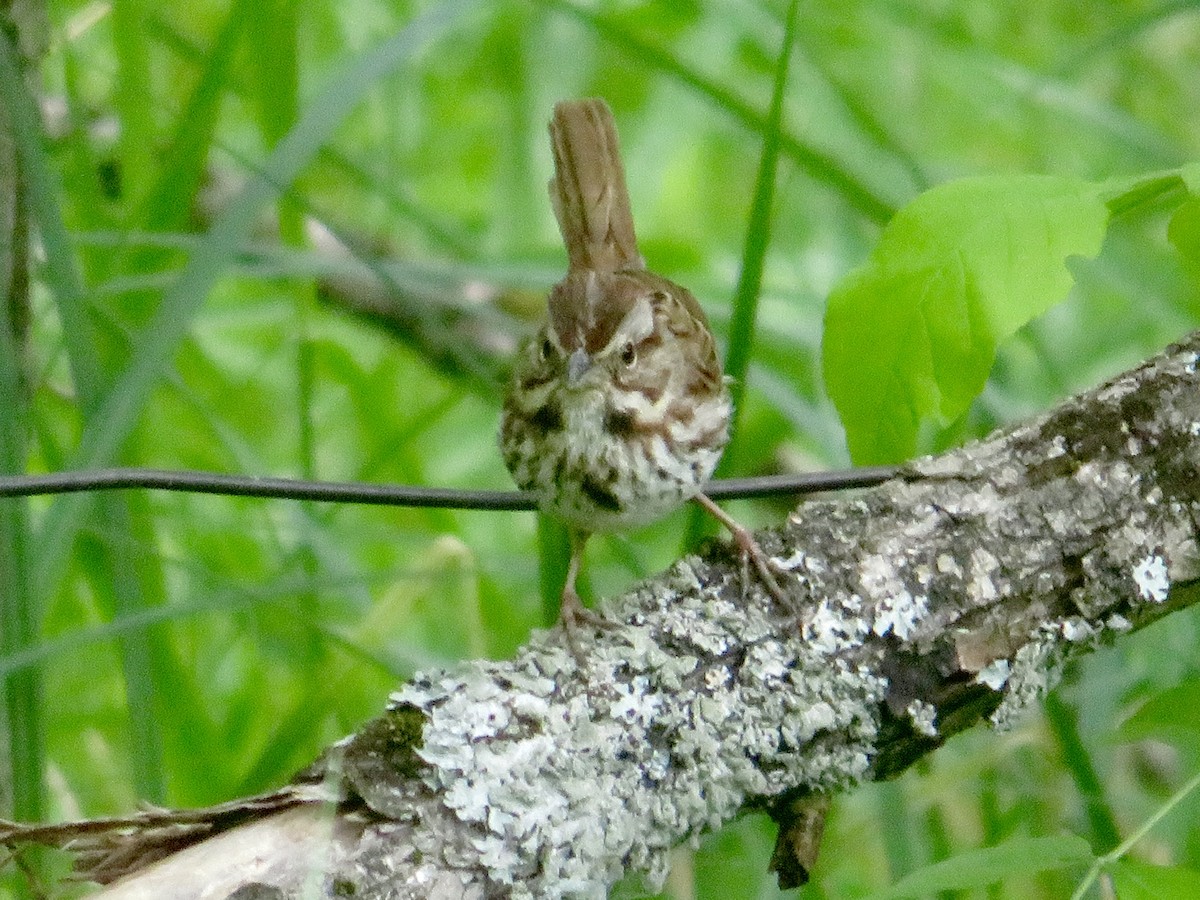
<box><xmin>0</xmin><ymin>465</ymin><xmax>900</xmax><ymax>510</ymax></box>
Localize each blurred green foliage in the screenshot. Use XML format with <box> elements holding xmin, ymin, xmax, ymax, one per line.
<box><xmin>1</xmin><ymin>0</ymin><xmax>1200</xmax><ymax>897</ymax></box>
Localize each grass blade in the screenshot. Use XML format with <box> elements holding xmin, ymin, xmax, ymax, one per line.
<box><xmin>1044</xmin><ymin>691</ymin><xmax>1120</xmax><ymax>853</ymax></box>
<box><xmin>0</xmin><ymin>22</ymin><xmax>43</xmax><ymax>830</ymax></box>
<box><xmin>721</xmin><ymin>0</ymin><xmax>799</xmax><ymax>449</ymax></box>
<box><xmin>99</xmin><ymin>0</ymin><xmax>254</xmax><ymax>283</ymax></box>
<box><xmin>32</xmin><ymin>0</ymin><xmax>477</xmax><ymax>600</ymax></box>
<box><xmin>686</xmin><ymin>0</ymin><xmax>798</xmax><ymax>543</ymax></box>
<box><xmin>248</xmin><ymin>0</ymin><xmax>325</xmax><ymax>680</ymax></box>
<box><xmin>8</xmin><ymin>15</ymin><xmax>179</xmax><ymax>809</ymax></box>
<box><xmin>111</xmin><ymin>0</ymin><xmax>158</xmax><ymax>206</ymax></box>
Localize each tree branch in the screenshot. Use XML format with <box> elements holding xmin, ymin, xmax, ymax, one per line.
<box><xmin>6</xmin><ymin>332</ymin><xmax>1200</xmax><ymax>898</ymax></box>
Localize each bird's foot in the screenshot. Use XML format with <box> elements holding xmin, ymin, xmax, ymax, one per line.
<box><xmin>558</xmin><ymin>587</ymin><xmax>619</xmax><ymax>667</ymax></box>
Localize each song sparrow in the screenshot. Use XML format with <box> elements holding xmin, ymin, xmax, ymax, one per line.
<box><xmin>500</xmin><ymin>99</ymin><xmax>786</xmax><ymax>652</ymax></box>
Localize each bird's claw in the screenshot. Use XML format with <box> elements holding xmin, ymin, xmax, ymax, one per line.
<box><xmin>694</xmin><ymin>492</ymin><xmax>798</xmax><ymax>618</ymax></box>
<box><xmin>558</xmin><ymin>587</ymin><xmax>619</xmax><ymax>667</ymax></box>
<box><xmin>728</xmin><ymin>522</ymin><xmax>800</xmax><ymax>618</ymax></box>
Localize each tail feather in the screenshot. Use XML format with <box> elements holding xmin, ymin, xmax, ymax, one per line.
<box><xmin>548</xmin><ymin>99</ymin><xmax>644</xmax><ymax>273</ymax></box>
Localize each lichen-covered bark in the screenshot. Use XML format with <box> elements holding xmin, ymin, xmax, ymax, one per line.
<box><xmin>26</xmin><ymin>334</ymin><xmax>1200</xmax><ymax>898</ymax></box>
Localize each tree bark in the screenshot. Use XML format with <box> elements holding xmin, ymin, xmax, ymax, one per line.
<box><xmin>6</xmin><ymin>331</ymin><xmax>1200</xmax><ymax>898</ymax></box>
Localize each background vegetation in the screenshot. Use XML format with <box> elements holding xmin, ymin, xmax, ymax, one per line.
<box><xmin>2</xmin><ymin>0</ymin><xmax>1199</xmax><ymax>896</ymax></box>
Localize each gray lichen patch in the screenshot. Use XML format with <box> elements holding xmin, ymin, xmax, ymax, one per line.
<box><xmin>393</xmin><ymin>569</ymin><xmax>887</xmax><ymax>898</ymax></box>
<box><xmin>987</xmin><ymin>630</ymin><xmax>1066</xmax><ymax>731</ymax></box>
<box><xmin>906</xmin><ymin>699</ymin><xmax>938</xmax><ymax>738</ymax></box>
<box><xmin>1132</xmin><ymin>553</ymin><xmax>1169</xmax><ymax>603</ymax></box>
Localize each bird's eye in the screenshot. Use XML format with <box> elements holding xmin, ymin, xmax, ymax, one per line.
<box><xmin>620</xmin><ymin>342</ymin><xmax>637</xmax><ymax>366</ymax></box>
<box><xmin>540</xmin><ymin>338</ymin><xmax>554</xmax><ymax>361</ymax></box>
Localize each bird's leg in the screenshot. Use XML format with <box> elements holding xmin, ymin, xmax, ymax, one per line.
<box><xmin>693</xmin><ymin>492</ymin><xmax>795</xmax><ymax>614</ymax></box>
<box><xmin>557</xmin><ymin>529</ymin><xmax>618</xmax><ymax>663</ymax></box>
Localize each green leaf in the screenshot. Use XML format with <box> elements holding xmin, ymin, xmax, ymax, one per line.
<box><xmin>1168</xmin><ymin>197</ymin><xmax>1200</xmax><ymax>268</ymax></box>
<box><xmin>1102</xmin><ymin>171</ymin><xmax>1188</xmax><ymax>219</ymax></box>
<box><xmin>823</xmin><ymin>174</ymin><xmax>1109</xmax><ymax>464</ymax></box>
<box><xmin>870</xmin><ymin>834</ymin><xmax>1094</xmax><ymax>899</ymax></box>
<box><xmin>1180</xmin><ymin>162</ymin><xmax>1200</xmax><ymax>195</ymax></box>
<box><xmin>1110</xmin><ymin>859</ymin><xmax>1200</xmax><ymax>900</ymax></box>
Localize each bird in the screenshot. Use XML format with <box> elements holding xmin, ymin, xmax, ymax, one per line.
<box><xmin>499</xmin><ymin>98</ymin><xmax>786</xmax><ymax>656</ymax></box>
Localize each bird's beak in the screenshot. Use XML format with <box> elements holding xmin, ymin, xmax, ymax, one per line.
<box><xmin>567</xmin><ymin>348</ymin><xmax>592</xmax><ymax>385</ymax></box>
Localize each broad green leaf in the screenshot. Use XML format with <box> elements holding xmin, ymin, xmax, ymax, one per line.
<box><xmin>1180</xmin><ymin>162</ymin><xmax>1200</xmax><ymax>195</ymax></box>
<box><xmin>1110</xmin><ymin>859</ymin><xmax>1200</xmax><ymax>900</ymax></box>
<box><xmin>823</xmin><ymin>175</ymin><xmax>1108</xmax><ymax>464</ymax></box>
<box><xmin>1102</xmin><ymin>171</ymin><xmax>1188</xmax><ymax>218</ymax></box>
<box><xmin>869</xmin><ymin>834</ymin><xmax>1094</xmax><ymax>899</ymax></box>
<box><xmin>1168</xmin><ymin>197</ymin><xmax>1200</xmax><ymax>268</ymax></box>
